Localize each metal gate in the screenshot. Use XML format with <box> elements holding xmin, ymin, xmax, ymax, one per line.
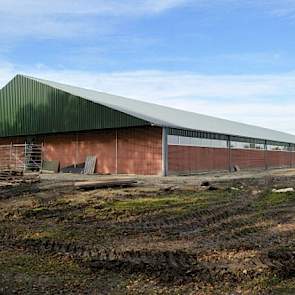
<box><xmin>0</xmin><ymin>144</ymin><xmax>43</xmax><ymax>171</ymax></box>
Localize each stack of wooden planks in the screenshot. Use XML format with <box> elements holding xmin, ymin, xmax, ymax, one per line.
<box><xmin>0</xmin><ymin>170</ymin><xmax>40</xmax><ymax>189</ymax></box>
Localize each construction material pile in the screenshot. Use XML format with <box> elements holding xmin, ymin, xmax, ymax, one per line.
<box><xmin>0</xmin><ymin>170</ymin><xmax>40</xmax><ymax>189</ymax></box>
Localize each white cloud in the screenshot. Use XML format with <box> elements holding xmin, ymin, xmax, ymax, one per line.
<box><xmin>1</xmin><ymin>63</ymin><xmax>295</xmax><ymax>134</ymax></box>
<box><xmin>0</xmin><ymin>0</ymin><xmax>189</xmax><ymax>15</ymax></box>
<box><xmin>260</xmin><ymin>0</ymin><xmax>295</xmax><ymax>18</ymax></box>
<box><xmin>231</xmin><ymin>0</ymin><xmax>295</xmax><ymax>19</ymax></box>
<box><xmin>1</xmin><ymin>0</ymin><xmax>294</xmax><ymax>39</ymax></box>
<box><xmin>0</xmin><ymin>0</ymin><xmax>190</xmax><ymax>39</ymax></box>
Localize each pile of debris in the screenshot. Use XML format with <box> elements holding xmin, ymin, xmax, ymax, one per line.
<box><xmin>0</xmin><ymin>170</ymin><xmax>40</xmax><ymax>189</ymax></box>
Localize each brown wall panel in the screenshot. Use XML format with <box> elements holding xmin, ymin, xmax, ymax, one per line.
<box><xmin>292</xmin><ymin>152</ymin><xmax>295</xmax><ymax>167</ymax></box>
<box><xmin>2</xmin><ymin>131</ymin><xmax>295</xmax><ymax>176</ymax></box>
<box><xmin>77</xmin><ymin>130</ymin><xmax>117</xmax><ymax>174</ymax></box>
<box><xmin>0</xmin><ymin>137</ymin><xmax>25</xmax><ymax>145</ymax></box>
<box><xmin>168</xmin><ymin>146</ymin><xmax>229</xmax><ymax>174</ymax></box>
<box><xmin>168</xmin><ymin>144</ymin><xmax>295</xmax><ymax>175</ymax></box>
<box><xmin>231</xmin><ymin>149</ymin><xmax>266</xmax><ymax>169</ymax></box>
<box><xmin>266</xmin><ymin>151</ymin><xmax>291</xmax><ymax>168</ymax></box>
<box><xmin>41</xmin><ymin>126</ymin><xmax>162</xmax><ymax>175</ymax></box>
<box><xmin>0</xmin><ymin>138</ymin><xmax>11</xmax><ymax>145</ymax></box>
<box><xmin>43</xmin><ymin>134</ymin><xmax>77</xmax><ymax>169</ymax></box>
<box><xmin>117</xmin><ymin>127</ymin><xmax>162</xmax><ymax>175</ymax></box>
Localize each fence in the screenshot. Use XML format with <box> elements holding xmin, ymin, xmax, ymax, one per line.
<box><xmin>0</xmin><ymin>144</ymin><xmax>43</xmax><ymax>171</ymax></box>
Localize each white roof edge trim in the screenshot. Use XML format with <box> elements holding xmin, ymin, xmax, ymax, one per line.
<box><xmin>18</xmin><ymin>74</ymin><xmax>295</xmax><ymax>144</ymax></box>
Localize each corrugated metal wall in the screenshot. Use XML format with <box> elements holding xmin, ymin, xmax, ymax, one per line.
<box><xmin>0</xmin><ymin>75</ymin><xmax>149</xmax><ymax>137</ymax></box>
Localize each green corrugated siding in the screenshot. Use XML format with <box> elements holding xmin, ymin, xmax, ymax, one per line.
<box><xmin>0</xmin><ymin>75</ymin><xmax>149</xmax><ymax>137</ymax></box>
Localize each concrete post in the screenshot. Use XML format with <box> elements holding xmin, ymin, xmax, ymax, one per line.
<box><xmin>227</xmin><ymin>136</ymin><xmax>232</xmax><ymax>172</ymax></box>
<box><xmin>115</xmin><ymin>130</ymin><xmax>118</xmax><ymax>175</ymax></box>
<box><xmin>162</xmin><ymin>127</ymin><xmax>168</xmax><ymax>176</ymax></box>
<box><xmin>288</xmin><ymin>143</ymin><xmax>293</xmax><ymax>168</ymax></box>
<box><xmin>264</xmin><ymin>140</ymin><xmax>268</xmax><ymax>170</ymax></box>
<box><xmin>74</xmin><ymin>133</ymin><xmax>78</xmax><ymax>168</ymax></box>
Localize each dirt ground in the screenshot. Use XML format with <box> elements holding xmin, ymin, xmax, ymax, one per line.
<box><xmin>1</xmin><ymin>169</ymin><xmax>295</xmax><ymax>294</ymax></box>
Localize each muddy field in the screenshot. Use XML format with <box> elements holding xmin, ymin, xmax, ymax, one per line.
<box><xmin>1</xmin><ymin>171</ymin><xmax>295</xmax><ymax>294</ymax></box>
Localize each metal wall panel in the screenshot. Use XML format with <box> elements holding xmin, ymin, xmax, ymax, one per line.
<box><xmin>168</xmin><ymin>128</ymin><xmax>295</xmax><ymax>149</ymax></box>
<box><xmin>41</xmin><ymin>126</ymin><xmax>162</xmax><ymax>175</ymax></box>
<box><xmin>0</xmin><ymin>75</ymin><xmax>149</xmax><ymax>137</ymax></box>
<box><xmin>168</xmin><ymin>145</ymin><xmax>229</xmax><ymax>174</ymax></box>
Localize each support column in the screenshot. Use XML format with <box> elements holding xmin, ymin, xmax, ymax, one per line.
<box><xmin>74</xmin><ymin>133</ymin><xmax>78</xmax><ymax>168</ymax></box>
<box><xmin>162</xmin><ymin>127</ymin><xmax>168</xmax><ymax>176</ymax></box>
<box><xmin>227</xmin><ymin>135</ymin><xmax>232</xmax><ymax>172</ymax></box>
<box><xmin>115</xmin><ymin>130</ymin><xmax>118</xmax><ymax>175</ymax></box>
<box><xmin>292</xmin><ymin>145</ymin><xmax>295</xmax><ymax>168</ymax></box>
<box><xmin>289</xmin><ymin>143</ymin><xmax>292</xmax><ymax>168</ymax></box>
<box><xmin>264</xmin><ymin>140</ymin><xmax>268</xmax><ymax>170</ymax></box>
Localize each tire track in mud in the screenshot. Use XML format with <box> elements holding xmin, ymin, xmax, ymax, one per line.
<box><xmin>126</xmin><ymin>192</ymin><xmax>257</xmax><ymax>238</ymax></box>
<box><xmin>263</xmin><ymin>247</ymin><xmax>295</xmax><ymax>278</ymax></box>
<box><xmin>202</xmin><ymin>205</ymin><xmax>295</xmax><ymax>238</ymax></box>
<box><xmin>1</xmin><ymin>205</ymin><xmax>294</xmax><ymax>283</ymax></box>
<box><xmin>0</xmin><ymin>232</ymin><xmax>276</xmax><ymax>283</ymax></box>
<box><xmin>181</xmin><ymin>199</ymin><xmax>295</xmax><ymax>253</ymax></box>
<box><xmin>88</xmin><ymin>192</ymin><xmax>257</xmax><ymax>238</ymax></box>
<box><xmin>1</xmin><ymin>232</ymin><xmax>199</xmax><ymax>279</ymax></box>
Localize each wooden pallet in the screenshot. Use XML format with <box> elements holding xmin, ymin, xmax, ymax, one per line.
<box><xmin>83</xmin><ymin>156</ymin><xmax>97</xmax><ymax>175</ymax></box>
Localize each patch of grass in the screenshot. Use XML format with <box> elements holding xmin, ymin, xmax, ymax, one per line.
<box><xmin>111</xmin><ymin>196</ymin><xmax>185</xmax><ymax>210</ymax></box>
<box><xmin>0</xmin><ymin>250</ymin><xmax>81</xmax><ymax>275</ymax></box>
<box><xmin>254</xmin><ymin>191</ymin><xmax>295</xmax><ymax>209</ymax></box>
<box><xmin>0</xmin><ymin>250</ymin><xmax>127</xmax><ymax>294</ymax></box>
<box><xmin>103</xmin><ymin>190</ymin><xmax>236</xmax><ymax>214</ymax></box>
<box><xmin>271</xmin><ymin>277</ymin><xmax>295</xmax><ymax>295</ymax></box>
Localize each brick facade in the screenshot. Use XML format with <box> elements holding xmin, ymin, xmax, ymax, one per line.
<box><xmin>1</xmin><ymin>129</ymin><xmax>295</xmax><ymax>175</ymax></box>
<box><xmin>231</xmin><ymin>149</ymin><xmax>266</xmax><ymax>170</ymax></box>
<box><xmin>266</xmin><ymin>151</ymin><xmax>292</xmax><ymax>168</ymax></box>
<box><xmin>42</xmin><ymin>126</ymin><xmax>162</xmax><ymax>175</ymax></box>
<box><xmin>42</xmin><ymin>133</ymin><xmax>77</xmax><ymax>170</ymax></box>
<box><xmin>168</xmin><ymin>146</ymin><xmax>229</xmax><ymax>174</ymax></box>
<box><xmin>168</xmin><ymin>145</ymin><xmax>295</xmax><ymax>174</ymax></box>
<box><xmin>77</xmin><ymin>131</ymin><xmax>117</xmax><ymax>174</ymax></box>
<box><xmin>0</xmin><ymin>137</ymin><xmax>25</xmax><ymax>145</ymax></box>
<box><xmin>117</xmin><ymin>127</ymin><xmax>162</xmax><ymax>175</ymax></box>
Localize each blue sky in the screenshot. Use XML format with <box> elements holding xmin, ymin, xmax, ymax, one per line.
<box><xmin>1</xmin><ymin>0</ymin><xmax>295</xmax><ymax>133</ymax></box>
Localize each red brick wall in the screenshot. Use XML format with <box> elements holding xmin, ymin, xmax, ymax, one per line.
<box><xmin>292</xmin><ymin>153</ymin><xmax>295</xmax><ymax>167</ymax></box>
<box><xmin>231</xmin><ymin>149</ymin><xmax>266</xmax><ymax>169</ymax></box>
<box><xmin>2</xmin><ymin>132</ymin><xmax>295</xmax><ymax>175</ymax></box>
<box><xmin>43</xmin><ymin>133</ymin><xmax>77</xmax><ymax>169</ymax></box>
<box><xmin>0</xmin><ymin>137</ymin><xmax>25</xmax><ymax>145</ymax></box>
<box><xmin>168</xmin><ymin>146</ymin><xmax>229</xmax><ymax>174</ymax></box>
<box><xmin>117</xmin><ymin>127</ymin><xmax>162</xmax><ymax>175</ymax></box>
<box><xmin>77</xmin><ymin>130</ymin><xmax>116</xmax><ymax>174</ymax></box>
<box><xmin>266</xmin><ymin>151</ymin><xmax>292</xmax><ymax>168</ymax></box>
<box><xmin>0</xmin><ymin>138</ymin><xmax>10</xmax><ymax>145</ymax></box>
<box><xmin>42</xmin><ymin>126</ymin><xmax>162</xmax><ymax>175</ymax></box>
<box><xmin>168</xmin><ymin>145</ymin><xmax>295</xmax><ymax>174</ymax></box>
<box><xmin>0</xmin><ymin>137</ymin><xmax>26</xmax><ymax>169</ymax></box>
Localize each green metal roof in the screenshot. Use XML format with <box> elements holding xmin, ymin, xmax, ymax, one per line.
<box><xmin>1</xmin><ymin>74</ymin><xmax>295</xmax><ymax>144</ymax></box>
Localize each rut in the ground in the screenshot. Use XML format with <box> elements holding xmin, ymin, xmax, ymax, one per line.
<box><xmin>2</xmin><ymin>230</ymin><xmax>294</xmax><ymax>284</ymax></box>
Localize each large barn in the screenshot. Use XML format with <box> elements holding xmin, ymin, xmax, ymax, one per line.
<box><xmin>1</xmin><ymin>74</ymin><xmax>295</xmax><ymax>176</ymax></box>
